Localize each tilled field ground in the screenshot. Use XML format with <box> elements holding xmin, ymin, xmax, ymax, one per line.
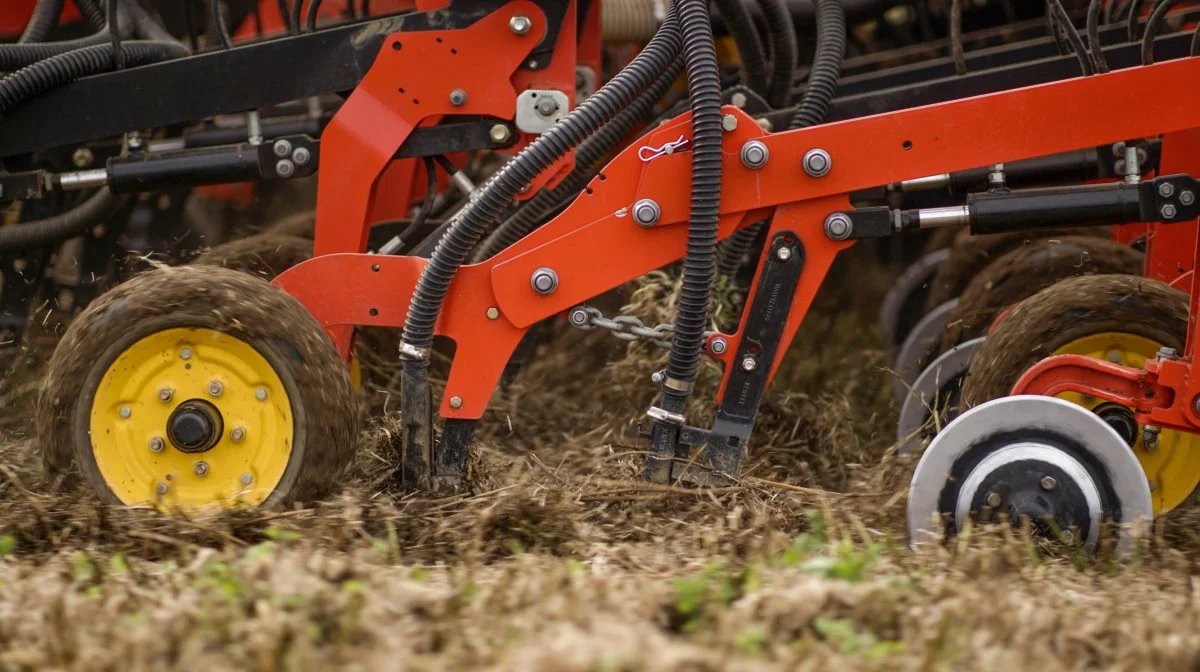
<box><xmin>3</xmin><ymin>246</ymin><xmax>1200</xmax><ymax>671</ymax></box>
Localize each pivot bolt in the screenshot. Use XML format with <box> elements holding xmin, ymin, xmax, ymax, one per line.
<box><xmin>449</xmin><ymin>396</ymin><xmax>463</xmax><ymax>409</ymax></box>
<box><xmin>276</xmin><ymin>159</ymin><xmax>295</xmax><ymax>178</ymax></box>
<box><xmin>486</xmin><ymin>306</ymin><xmax>500</xmax><ymax>320</ymax></box>
<box><xmin>722</xmin><ymin>114</ymin><xmax>738</xmax><ymax>132</ymax></box>
<box><xmin>530</xmin><ymin>267</ymin><xmax>559</xmax><ymax>295</ymax></box>
<box><xmin>1161</xmin><ymin>203</ymin><xmax>1178</xmax><ymax>219</ymax></box>
<box><xmin>449</xmin><ymin>89</ymin><xmax>467</xmax><ymax>106</ymax></box>
<box><xmin>255</xmin><ymin>387</ymin><xmax>268</xmax><ymax>401</ymax></box>
<box><xmin>731</xmin><ymin>92</ymin><xmax>748</xmax><ymax>108</ymax></box>
<box><xmin>632</xmin><ymin>198</ymin><xmax>661</xmax><ymax>227</ymax></box>
<box><xmin>509</xmin><ymin>15</ymin><xmax>532</xmax><ymax>34</ymax></box>
<box><xmin>803</xmin><ymin>148</ymin><xmax>832</xmax><ymax>178</ymax></box>
<box><xmin>568</xmin><ymin>306</ymin><xmax>590</xmax><ymax>327</ymax></box>
<box><xmin>292</xmin><ymin>147</ymin><xmax>311</xmax><ymax>166</ymax></box>
<box><xmin>1181</xmin><ymin>190</ymin><xmax>1195</xmax><ymax>206</ymax></box>
<box><xmin>535</xmin><ymin>97</ymin><xmax>558</xmax><ymax>117</ymax></box>
<box><xmin>1040</xmin><ymin>476</ymin><xmax>1057</xmax><ymax>491</ymax></box>
<box><xmin>741</xmin><ymin>355</ymin><xmax>757</xmax><ymax>372</ymax></box>
<box><xmin>158</xmin><ymin>387</ymin><xmax>174</xmax><ymax>402</ymax></box>
<box><xmin>1159</xmin><ymin>182</ymin><xmax>1176</xmax><ymax>198</ymax></box>
<box><xmin>985</xmin><ymin>491</ymin><xmax>1001</xmax><ymax>507</ymax></box>
<box><xmin>740</xmin><ymin>140</ymin><xmax>769</xmax><ymax>169</ymax></box>
<box><xmin>208</xmin><ymin>381</ymin><xmax>224</xmax><ymax>397</ymax></box>
<box><xmin>194</xmin><ymin>462</ymin><xmax>209</xmax><ymax>477</ymax></box>
<box><xmin>230</xmin><ymin>426</ymin><xmax>246</xmax><ymax>442</ymax></box>
<box><xmin>241</xmin><ymin>473</ymin><xmax>253</xmax><ymax>485</ymax></box>
<box><xmin>709</xmin><ymin>337</ymin><xmax>728</xmax><ymax>355</ymax></box>
<box><xmin>824</xmin><ymin>213</ymin><xmax>853</xmax><ymax>241</ymax></box>
<box><xmin>272</xmin><ymin>139</ymin><xmax>292</xmax><ymax>158</ymax></box>
<box><xmin>489</xmin><ymin>124</ymin><xmax>512</xmax><ymax>144</ymax></box>
<box><xmin>119</xmin><ymin>406</ymin><xmax>132</xmax><ymax>419</ymax></box>
<box><xmin>776</xmin><ymin>246</ymin><xmax>792</xmax><ymax>261</ymax></box>
<box><xmin>149</xmin><ymin>437</ymin><xmax>165</xmax><ymax>453</ymax></box>
<box><xmin>180</xmin><ymin>347</ymin><xmax>193</xmax><ymax>360</ymax></box>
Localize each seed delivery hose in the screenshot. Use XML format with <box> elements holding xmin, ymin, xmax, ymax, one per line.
<box><xmin>19</xmin><ymin>0</ymin><xmax>65</xmax><ymax>44</ymax></box>
<box><xmin>0</xmin><ymin>0</ymin><xmax>183</xmax><ymax>71</ymax></box>
<box><xmin>713</xmin><ymin>0</ymin><xmax>768</xmax><ymax>97</ymax></box>
<box><xmin>0</xmin><ymin>189</ymin><xmax>126</xmax><ymax>252</ymax></box>
<box><xmin>399</xmin><ymin>6</ymin><xmax>684</xmax><ymax>368</ymax></box>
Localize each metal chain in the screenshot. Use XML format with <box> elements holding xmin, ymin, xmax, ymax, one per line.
<box><xmin>568</xmin><ymin>305</ymin><xmax>714</xmax><ymax>349</ymax></box>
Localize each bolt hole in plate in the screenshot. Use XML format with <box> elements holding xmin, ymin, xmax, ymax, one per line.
<box><xmin>907</xmin><ymin>396</ymin><xmax>1152</xmax><ymax>556</ymax></box>
<box><xmin>89</xmin><ymin>328</ymin><xmax>292</xmax><ymax>508</ymax></box>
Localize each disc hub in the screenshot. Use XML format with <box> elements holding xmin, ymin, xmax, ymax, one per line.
<box><xmin>166</xmin><ymin>400</ymin><xmax>223</xmax><ymax>454</ymax></box>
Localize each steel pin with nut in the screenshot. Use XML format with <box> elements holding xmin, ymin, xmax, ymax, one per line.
<box><xmin>823</xmin><ymin>213</ymin><xmax>853</xmax><ymax>241</ymax></box>
<box><xmin>632</xmin><ymin>199</ymin><xmax>660</xmax><ymax>227</ymax></box>
<box><xmin>509</xmin><ymin>15</ymin><xmax>531</xmax><ymax>34</ymax></box>
<box><xmin>530</xmin><ymin>267</ymin><xmax>559</xmax><ymax>295</ymax></box>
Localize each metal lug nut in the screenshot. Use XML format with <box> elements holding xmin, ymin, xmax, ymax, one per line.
<box><xmin>741</xmin><ymin>355</ymin><xmax>757</xmax><ymax>372</ymax></box>
<box><xmin>1162</xmin><ymin>203</ymin><xmax>1178</xmax><ymax>219</ymax></box>
<box><xmin>449</xmin><ymin>396</ymin><xmax>463</xmax><ymax>409</ymax></box>
<box><xmin>740</xmin><ymin>140</ymin><xmax>769</xmax><ymax>169</ymax></box>
<box><xmin>156</xmin><ymin>482</ymin><xmax>169</xmax><ymax>496</ymax></box>
<box><xmin>776</xmin><ymin>246</ymin><xmax>792</xmax><ymax>261</ymax></box>
<box><xmin>241</xmin><ymin>473</ymin><xmax>253</xmax><ymax>485</ymax></box>
<box><xmin>1144</xmin><ymin>425</ymin><xmax>1161</xmax><ymax>450</ymax></box>
<box><xmin>1040</xmin><ymin>476</ymin><xmax>1057</xmax><ymax>491</ymax></box>
<box><xmin>721</xmin><ymin>114</ymin><xmax>738</xmax><ymax>132</ymax></box>
<box><xmin>1159</xmin><ymin>182</ymin><xmax>1176</xmax><ymax>198</ymax></box>
<box><xmin>149</xmin><ymin>437</ymin><xmax>165</xmax><ymax>453</ymax></box>
<box><xmin>823</xmin><ymin>213</ymin><xmax>853</xmax><ymax>241</ymax></box>
<box><xmin>291</xmin><ymin>147</ymin><xmax>311</xmax><ymax>166</ymax></box>
<box><xmin>230</xmin><ymin>426</ymin><xmax>246</xmax><ymax>442</ymax></box>
<box><xmin>158</xmin><ymin>387</ymin><xmax>174</xmax><ymax>402</ymax></box>
<box><xmin>709</xmin><ymin>337</ymin><xmax>728</xmax><ymax>355</ymax></box>
<box><xmin>802</xmin><ymin>148</ymin><xmax>832</xmax><ymax>178</ymax></box>
<box><xmin>255</xmin><ymin>387</ymin><xmax>268</xmax><ymax>401</ymax></box>
<box><xmin>489</xmin><ymin>124</ymin><xmax>512</xmax><ymax>144</ymax></box>
<box><xmin>194</xmin><ymin>462</ymin><xmax>209</xmax><ymax>477</ymax></box>
<box><xmin>530</xmin><ymin>267</ymin><xmax>559</xmax><ymax>295</ymax></box>
<box><xmin>276</xmin><ymin>159</ymin><xmax>295</xmax><ymax>178</ymax></box>
<box><xmin>272</xmin><ymin>139</ymin><xmax>293</xmax><ymax>158</ymax></box>
<box><xmin>449</xmin><ymin>89</ymin><xmax>468</xmax><ymax>106</ymax></box>
<box><xmin>1158</xmin><ymin>346</ymin><xmax>1178</xmax><ymax>360</ymax></box>
<box><xmin>208</xmin><ymin>381</ymin><xmax>224</xmax><ymax>397</ymax></box>
<box><xmin>632</xmin><ymin>198</ymin><xmax>661</xmax><ymax>227</ymax></box>
<box><xmin>180</xmin><ymin>347</ymin><xmax>193</xmax><ymax>360</ymax></box>
<box><xmin>486</xmin><ymin>306</ymin><xmax>500</xmax><ymax>320</ymax></box>
<box><xmin>509</xmin><ymin>14</ymin><xmax>532</xmax><ymax>34</ymax></box>
<box><xmin>985</xmin><ymin>491</ymin><xmax>1002</xmax><ymax>507</ymax></box>
<box><xmin>119</xmin><ymin>406</ymin><xmax>132</xmax><ymax>419</ymax></box>
<box><xmin>1181</xmin><ymin>190</ymin><xmax>1195</xmax><ymax>206</ymax></box>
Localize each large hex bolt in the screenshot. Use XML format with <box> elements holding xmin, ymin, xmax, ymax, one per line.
<box><xmin>509</xmin><ymin>15</ymin><xmax>532</xmax><ymax>34</ymax></box>
<box><xmin>449</xmin><ymin>89</ymin><xmax>468</xmax><ymax>106</ymax></box>
<box><xmin>823</xmin><ymin>213</ymin><xmax>853</xmax><ymax>241</ymax></box>
<box><xmin>740</xmin><ymin>140</ymin><xmax>769</xmax><ymax>169</ymax></box>
<box><xmin>489</xmin><ymin>124</ymin><xmax>512</xmax><ymax>144</ymax></box>
<box><xmin>530</xmin><ymin>267</ymin><xmax>559</xmax><ymax>295</ymax></box>
<box><xmin>632</xmin><ymin>199</ymin><xmax>661</xmax><ymax>227</ymax></box>
<box><xmin>802</xmin><ymin>148</ymin><xmax>832</xmax><ymax>177</ymax></box>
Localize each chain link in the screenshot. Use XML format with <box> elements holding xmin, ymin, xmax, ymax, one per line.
<box><xmin>570</xmin><ymin>305</ymin><xmax>715</xmax><ymax>350</ymax></box>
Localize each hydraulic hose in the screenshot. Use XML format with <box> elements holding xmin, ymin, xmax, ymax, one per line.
<box><xmin>950</xmin><ymin>0</ymin><xmax>966</xmax><ymax>75</ymax></box>
<box><xmin>19</xmin><ymin>0</ymin><xmax>65</xmax><ymax>44</ymax></box>
<box><xmin>473</xmin><ymin>58</ymin><xmax>685</xmax><ymax>261</ymax></box>
<box><xmin>713</xmin><ymin>0</ymin><xmax>768</xmax><ymax>97</ymax></box>
<box><xmin>0</xmin><ymin>2</ymin><xmax>137</xmax><ymax>70</ymax></box>
<box><xmin>1050</xmin><ymin>0</ymin><xmax>1095</xmax><ymax>75</ymax></box>
<box><xmin>0</xmin><ymin>189</ymin><xmax>124</xmax><ymax>252</ymax></box>
<box><xmin>661</xmin><ymin>0</ymin><xmax>723</xmax><ymax>403</ymax></box>
<box><xmin>0</xmin><ymin>41</ymin><xmax>188</xmax><ymax>115</ymax></box>
<box><xmin>1126</xmin><ymin>0</ymin><xmax>1146</xmax><ymax>40</ymax></box>
<box><xmin>1087</xmin><ymin>0</ymin><xmax>1110</xmax><ymax>72</ymax></box>
<box><xmin>399</xmin><ymin>8</ymin><xmax>684</xmax><ymax>363</ymax></box>
<box><xmin>1141</xmin><ymin>0</ymin><xmax>1180</xmax><ymax>64</ymax></box>
<box><xmin>788</xmin><ymin>0</ymin><xmax>845</xmax><ymax>130</ymax></box>
<box><xmin>759</xmin><ymin>0</ymin><xmax>797</xmax><ymax>109</ymax></box>
<box><xmin>73</xmin><ymin>0</ymin><xmax>105</xmax><ymax>30</ymax></box>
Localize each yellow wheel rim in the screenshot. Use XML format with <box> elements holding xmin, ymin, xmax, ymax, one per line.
<box><xmin>90</xmin><ymin>327</ymin><xmax>293</xmax><ymax>509</ymax></box>
<box><xmin>349</xmin><ymin>350</ymin><xmax>363</xmax><ymax>393</ymax></box>
<box><xmin>1052</xmin><ymin>332</ymin><xmax>1200</xmax><ymax>515</ymax></box>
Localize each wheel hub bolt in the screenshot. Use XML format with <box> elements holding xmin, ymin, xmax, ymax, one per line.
<box><xmin>156</xmin><ymin>482</ymin><xmax>169</xmax><ymax>496</ymax></box>
<box><xmin>509</xmin><ymin>15</ymin><xmax>531</xmax><ymax>34</ymax></box>
<box><xmin>1144</xmin><ymin>425</ymin><xmax>1161</xmax><ymax>450</ymax></box>
<box><xmin>119</xmin><ymin>406</ymin><xmax>132</xmax><ymax>419</ymax></box>
<box><xmin>709</xmin><ymin>337</ymin><xmax>729</xmax><ymax>355</ymax></box>
<box><xmin>530</xmin><ymin>267</ymin><xmax>559</xmax><ymax>295</ymax></box>
<box><xmin>255</xmin><ymin>387</ymin><xmax>268</xmax><ymax>401</ymax></box>
<box><xmin>1158</xmin><ymin>346</ymin><xmax>1178</xmax><ymax>360</ymax></box>
<box><xmin>985</xmin><ymin>491</ymin><xmax>1002</xmax><ymax>507</ymax></box>
<box><xmin>230</xmin><ymin>426</ymin><xmax>246</xmax><ymax>442</ymax></box>
<box><xmin>632</xmin><ymin>199</ymin><xmax>661</xmax><ymax>227</ymax></box>
<box><xmin>194</xmin><ymin>462</ymin><xmax>209</xmax><ymax>477</ymax></box>
<box><xmin>158</xmin><ymin>387</ymin><xmax>174</xmax><ymax>402</ymax></box>
<box><xmin>241</xmin><ymin>473</ymin><xmax>253</xmax><ymax>485</ymax></box>
<box><xmin>1161</xmin><ymin>203</ymin><xmax>1178</xmax><ymax>219</ymax></box>
<box><xmin>824</xmin><ymin>213</ymin><xmax>853</xmax><ymax>241</ymax></box>
<box><xmin>739</xmin><ymin>140</ymin><xmax>769</xmax><ymax>169</ymax></box>
<box><xmin>803</xmin><ymin>148</ymin><xmax>832</xmax><ymax>178</ymax></box>
<box><xmin>149</xmin><ymin>436</ymin><xmax>164</xmax><ymax>452</ymax></box>
<box><xmin>1107</xmin><ymin>350</ymin><xmax>1122</xmax><ymax>363</ymax></box>
<box><xmin>208</xmin><ymin>381</ymin><xmax>224</xmax><ymax>397</ymax></box>
<box><xmin>180</xmin><ymin>347</ymin><xmax>192</xmax><ymax>360</ymax></box>
<box><xmin>741</xmin><ymin>355</ymin><xmax>757</xmax><ymax>372</ymax></box>
<box><xmin>1040</xmin><ymin>476</ymin><xmax>1057</xmax><ymax>491</ymax></box>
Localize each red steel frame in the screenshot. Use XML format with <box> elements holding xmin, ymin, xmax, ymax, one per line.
<box><xmin>273</xmin><ymin>7</ymin><xmax>1200</xmax><ymax>425</ymax></box>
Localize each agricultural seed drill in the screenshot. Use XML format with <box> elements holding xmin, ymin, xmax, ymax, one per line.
<box><xmin>3</xmin><ymin>0</ymin><xmax>1200</xmax><ymax>555</ymax></box>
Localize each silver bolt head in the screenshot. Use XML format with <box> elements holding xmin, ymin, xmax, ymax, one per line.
<box><xmin>1180</xmin><ymin>190</ymin><xmax>1195</xmax><ymax>206</ymax></box>
<box><xmin>276</xmin><ymin>159</ymin><xmax>295</xmax><ymax>178</ymax></box>
<box><xmin>291</xmin><ymin>147</ymin><xmax>311</xmax><ymax>166</ymax></box>
<box><xmin>632</xmin><ymin>198</ymin><xmax>661</xmax><ymax>227</ymax></box>
<box><xmin>179</xmin><ymin>347</ymin><xmax>193</xmax><ymax>360</ymax></box>
<box><xmin>739</xmin><ymin>140</ymin><xmax>769</xmax><ymax>169</ymax></box>
<box><xmin>756</xmin><ymin>118</ymin><xmax>773</xmax><ymax>132</ymax></box>
<box><xmin>156</xmin><ymin>482</ymin><xmax>169</xmax><ymax>496</ymax></box>
<box><xmin>194</xmin><ymin>462</ymin><xmax>209</xmax><ymax>477</ymax></box>
<box><xmin>1159</xmin><ymin>182</ymin><xmax>1176</xmax><ymax>198</ymax></box>
<box><xmin>489</xmin><ymin>124</ymin><xmax>512</xmax><ymax>144</ymax></box>
<box><xmin>208</xmin><ymin>381</ymin><xmax>224</xmax><ymax>397</ymax></box>
<box><xmin>824</xmin><ymin>213</ymin><xmax>853</xmax><ymax>241</ymax></box>
<box><xmin>449</xmin><ymin>89</ymin><xmax>468</xmax><ymax>106</ymax></box>
<box><xmin>985</xmin><ymin>491</ymin><xmax>1002</xmax><ymax>507</ymax></box>
<box><xmin>1158</xmin><ymin>346</ymin><xmax>1178</xmax><ymax>360</ymax></box>
<box><xmin>158</xmin><ymin>387</ymin><xmax>174</xmax><ymax>402</ymax></box>
<box><xmin>1040</xmin><ymin>476</ymin><xmax>1057</xmax><ymax>491</ymax></box>
<box><xmin>721</xmin><ymin>114</ymin><xmax>738</xmax><ymax>132</ymax></box>
<box><xmin>710</xmin><ymin>337</ymin><xmax>728</xmax><ymax>355</ymax></box>
<box><xmin>486</xmin><ymin>306</ymin><xmax>500</xmax><ymax>320</ymax></box>
<box><xmin>230</xmin><ymin>426</ymin><xmax>246</xmax><ymax>442</ymax></box>
<box><xmin>530</xmin><ymin>267</ymin><xmax>559</xmax><ymax>295</ymax></box>
<box><xmin>535</xmin><ymin>97</ymin><xmax>558</xmax><ymax>117</ymax></box>
<box><xmin>1162</xmin><ymin>203</ymin><xmax>1178</xmax><ymax>219</ymax></box>
<box><xmin>449</xmin><ymin>396</ymin><xmax>463</xmax><ymax>409</ymax></box>
<box><xmin>803</xmin><ymin>148</ymin><xmax>832</xmax><ymax>177</ymax></box>
<box><xmin>568</xmin><ymin>307</ymin><xmax>589</xmax><ymax>326</ymax></box>
<box><xmin>731</xmin><ymin>92</ymin><xmax>748</xmax><ymax>108</ymax></box>
<box><xmin>650</xmin><ymin>370</ymin><xmax>666</xmax><ymax>384</ymax></box>
<box><xmin>272</xmin><ymin>138</ymin><xmax>292</xmax><ymax>158</ymax></box>
<box><xmin>509</xmin><ymin>15</ymin><xmax>532</xmax><ymax>34</ymax></box>
<box><xmin>119</xmin><ymin>406</ymin><xmax>132</xmax><ymax>419</ymax></box>
<box><xmin>241</xmin><ymin>473</ymin><xmax>253</xmax><ymax>485</ymax></box>
<box><xmin>776</xmin><ymin>246</ymin><xmax>792</xmax><ymax>261</ymax></box>
<box><xmin>741</xmin><ymin>356</ymin><xmax>757</xmax><ymax>372</ymax></box>
<box><xmin>149</xmin><ymin>437</ymin><xmax>165</xmax><ymax>452</ymax></box>
<box><xmin>255</xmin><ymin>387</ymin><xmax>268</xmax><ymax>401</ymax></box>
<box><xmin>72</xmin><ymin>147</ymin><xmax>94</xmax><ymax>168</ymax></box>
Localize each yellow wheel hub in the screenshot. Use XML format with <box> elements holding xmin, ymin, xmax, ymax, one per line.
<box><xmin>90</xmin><ymin>327</ymin><xmax>293</xmax><ymax>509</ymax></box>
<box><xmin>1052</xmin><ymin>332</ymin><xmax>1200</xmax><ymax>515</ymax></box>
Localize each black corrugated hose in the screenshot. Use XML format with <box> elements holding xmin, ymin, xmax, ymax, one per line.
<box><xmin>0</xmin><ymin>189</ymin><xmax>126</xmax><ymax>252</ymax></box>
<box><xmin>788</xmin><ymin>0</ymin><xmax>845</xmax><ymax>130</ymax></box>
<box><xmin>73</xmin><ymin>0</ymin><xmax>105</xmax><ymax>29</ymax></box>
<box><xmin>1087</xmin><ymin>0</ymin><xmax>1110</xmax><ymax>72</ymax></box>
<box><xmin>659</xmin><ymin>0</ymin><xmax>723</xmax><ymax>407</ymax></box>
<box><xmin>713</xmin><ymin>0</ymin><xmax>768</xmax><ymax>97</ymax></box>
<box><xmin>1050</xmin><ymin>0</ymin><xmax>1095</xmax><ymax>75</ymax></box>
<box><xmin>1140</xmin><ymin>0</ymin><xmax>1180</xmax><ymax>64</ymax></box>
<box><xmin>759</xmin><ymin>0</ymin><xmax>797</xmax><ymax>109</ymax></box>
<box><xmin>19</xmin><ymin>0</ymin><xmax>64</xmax><ymax>44</ymax></box>
<box><xmin>399</xmin><ymin>7</ymin><xmax>684</xmax><ymax>365</ymax></box>
<box><xmin>472</xmin><ymin>58</ymin><xmax>685</xmax><ymax>262</ymax></box>
<box><xmin>0</xmin><ymin>0</ymin><xmax>184</xmax><ymax>71</ymax></box>
<box><xmin>0</xmin><ymin>40</ymin><xmax>188</xmax><ymax>115</ymax></box>
<box><xmin>1126</xmin><ymin>0</ymin><xmax>1146</xmax><ymax>40</ymax></box>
